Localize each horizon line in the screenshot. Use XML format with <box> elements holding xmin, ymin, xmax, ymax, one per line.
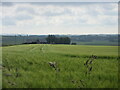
<box><xmin>1</xmin><ymin>33</ymin><xmax>119</xmax><ymax>36</ymax></box>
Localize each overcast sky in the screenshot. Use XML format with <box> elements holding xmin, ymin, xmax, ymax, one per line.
<box><xmin>1</xmin><ymin>2</ymin><xmax>118</xmax><ymax>35</ymax></box>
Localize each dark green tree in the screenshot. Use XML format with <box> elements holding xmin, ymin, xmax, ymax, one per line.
<box><xmin>46</xmin><ymin>35</ymin><xmax>71</xmax><ymax>44</ymax></box>
<box><xmin>46</xmin><ymin>35</ymin><xmax>56</xmax><ymax>44</ymax></box>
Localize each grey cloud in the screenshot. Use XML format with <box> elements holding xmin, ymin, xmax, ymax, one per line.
<box><xmin>29</xmin><ymin>2</ymin><xmax>118</xmax><ymax>8</ymax></box>
<box><xmin>15</xmin><ymin>15</ymin><xmax>33</xmax><ymax>20</ymax></box>
<box><xmin>2</xmin><ymin>16</ymin><xmax>16</xmax><ymax>26</ymax></box>
<box><xmin>101</xmin><ymin>3</ymin><xmax>117</xmax><ymax>10</ymax></box>
<box><xmin>86</xmin><ymin>9</ymin><xmax>116</xmax><ymax>17</ymax></box>
<box><xmin>103</xmin><ymin>19</ymin><xmax>117</xmax><ymax>25</ymax></box>
<box><xmin>42</xmin><ymin>9</ymin><xmax>72</xmax><ymax>16</ymax></box>
<box><xmin>16</xmin><ymin>7</ymin><xmax>36</xmax><ymax>14</ymax></box>
<box><xmin>103</xmin><ymin>11</ymin><xmax>117</xmax><ymax>16</ymax></box>
<box><xmin>2</xmin><ymin>2</ymin><xmax>14</xmax><ymax>6</ymax></box>
<box><xmin>2</xmin><ymin>15</ymin><xmax>33</xmax><ymax>26</ymax></box>
<box><xmin>29</xmin><ymin>2</ymin><xmax>84</xmax><ymax>6</ymax></box>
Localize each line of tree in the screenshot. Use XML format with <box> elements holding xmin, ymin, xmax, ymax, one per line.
<box><xmin>46</xmin><ymin>35</ymin><xmax>71</xmax><ymax>44</ymax></box>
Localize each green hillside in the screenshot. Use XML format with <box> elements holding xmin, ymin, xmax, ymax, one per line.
<box><xmin>2</xmin><ymin>44</ymin><xmax>119</xmax><ymax>88</ymax></box>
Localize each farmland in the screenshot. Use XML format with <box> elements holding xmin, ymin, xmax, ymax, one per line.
<box><xmin>2</xmin><ymin>44</ymin><xmax>119</xmax><ymax>88</ymax></box>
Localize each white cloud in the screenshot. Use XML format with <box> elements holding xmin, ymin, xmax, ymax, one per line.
<box><xmin>1</xmin><ymin>2</ymin><xmax>118</xmax><ymax>34</ymax></box>
<box><xmin>0</xmin><ymin>3</ymin><xmax>2</xmax><ymax>34</ymax></box>
<box><xmin>1</xmin><ymin>0</ymin><xmax>119</xmax><ymax>2</ymax></box>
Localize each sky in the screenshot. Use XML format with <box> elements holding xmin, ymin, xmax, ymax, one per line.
<box><xmin>1</xmin><ymin>0</ymin><xmax>119</xmax><ymax>2</ymax></box>
<box><xmin>0</xmin><ymin>2</ymin><xmax>118</xmax><ymax>35</ymax></box>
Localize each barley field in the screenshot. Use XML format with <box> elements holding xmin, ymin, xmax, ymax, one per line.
<box><xmin>2</xmin><ymin>44</ymin><xmax>119</xmax><ymax>88</ymax></box>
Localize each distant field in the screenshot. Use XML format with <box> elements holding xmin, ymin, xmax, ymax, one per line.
<box><xmin>2</xmin><ymin>44</ymin><xmax>119</xmax><ymax>88</ymax></box>
<box><xmin>76</xmin><ymin>41</ymin><xmax>118</xmax><ymax>46</ymax></box>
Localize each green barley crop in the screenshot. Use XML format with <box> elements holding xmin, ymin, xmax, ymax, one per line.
<box><xmin>2</xmin><ymin>44</ymin><xmax>119</xmax><ymax>88</ymax></box>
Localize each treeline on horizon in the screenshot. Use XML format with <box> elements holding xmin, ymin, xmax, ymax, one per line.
<box><xmin>1</xmin><ymin>34</ymin><xmax>119</xmax><ymax>46</ymax></box>
<box><xmin>46</xmin><ymin>35</ymin><xmax>71</xmax><ymax>44</ymax></box>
